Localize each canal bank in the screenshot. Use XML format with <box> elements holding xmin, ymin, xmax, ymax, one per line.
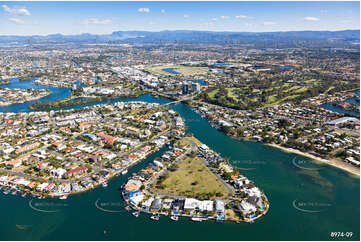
<box><xmin>0</xmin><ymin>79</ymin><xmax>359</xmax><ymax>241</ymax></box>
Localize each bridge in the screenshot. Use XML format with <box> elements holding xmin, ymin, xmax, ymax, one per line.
<box><xmin>149</xmin><ymin>90</ymin><xmax>195</xmax><ymax>106</ymax></box>
<box><xmin>163</xmin><ymin>95</ymin><xmax>196</xmax><ymax>106</ymax></box>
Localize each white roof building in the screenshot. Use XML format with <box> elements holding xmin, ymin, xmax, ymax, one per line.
<box><xmin>184</xmin><ymin>198</ymin><xmax>213</xmax><ymax>212</ymax></box>
<box><xmin>240</xmin><ymin>200</ymin><xmax>257</xmax><ymax>214</ymax></box>
<box><xmin>129</xmin><ymin>193</ymin><xmax>144</xmax><ymax>206</ymax></box>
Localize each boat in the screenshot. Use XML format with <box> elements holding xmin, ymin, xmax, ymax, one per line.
<box><xmin>170</xmin><ymin>215</ymin><xmax>178</xmax><ymax>221</ymax></box>
<box><xmin>121</xmin><ymin>170</ymin><xmax>128</xmax><ymax>175</ymax></box>
<box><xmin>125</xmin><ymin>206</ymin><xmax>131</xmax><ymax>211</ymax></box>
<box><xmin>102</xmin><ymin>182</ymin><xmax>108</xmax><ymax>188</ymax></box>
<box><xmin>3</xmin><ymin>190</ymin><xmax>9</xmax><ymax>195</ymax></box>
<box><xmin>150</xmin><ymin>214</ymin><xmax>160</xmax><ymax>221</ymax></box>
<box><xmin>132</xmin><ymin>211</ymin><xmax>140</xmax><ymax>217</ymax></box>
<box><xmin>59</xmin><ymin>195</ymin><xmax>67</xmax><ymax>200</ymax></box>
<box><xmin>11</xmin><ymin>190</ymin><xmax>16</xmax><ymax>195</ymax></box>
<box><xmin>191</xmin><ymin>217</ymin><xmax>206</xmax><ymax>222</ymax></box>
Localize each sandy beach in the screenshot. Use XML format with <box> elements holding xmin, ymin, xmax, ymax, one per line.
<box><xmin>267</xmin><ymin>143</ymin><xmax>360</xmax><ymax>177</ymax></box>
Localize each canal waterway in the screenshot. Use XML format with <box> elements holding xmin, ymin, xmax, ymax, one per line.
<box><xmin>319</xmin><ymin>90</ymin><xmax>360</xmax><ymax>116</ymax></box>
<box><xmin>0</xmin><ymin>78</ymin><xmax>359</xmax><ymax>240</ymax></box>
<box><xmin>0</xmin><ymin>78</ymin><xmax>71</xmax><ymax>113</ymax></box>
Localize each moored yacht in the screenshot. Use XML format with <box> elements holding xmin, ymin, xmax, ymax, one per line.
<box><xmin>150</xmin><ymin>214</ymin><xmax>159</xmax><ymax>221</ymax></box>
<box><xmin>191</xmin><ymin>217</ymin><xmax>207</xmax><ymax>222</ymax></box>
<box><xmin>170</xmin><ymin>215</ymin><xmax>178</xmax><ymax>221</ymax></box>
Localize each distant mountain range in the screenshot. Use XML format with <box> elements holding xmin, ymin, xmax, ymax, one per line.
<box><xmin>0</xmin><ymin>30</ymin><xmax>359</xmax><ymax>48</ymax></box>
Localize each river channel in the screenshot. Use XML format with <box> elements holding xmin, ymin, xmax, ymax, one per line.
<box><xmin>0</xmin><ymin>78</ymin><xmax>359</xmax><ymax>241</ymax></box>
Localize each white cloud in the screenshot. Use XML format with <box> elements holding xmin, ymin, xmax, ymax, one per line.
<box><xmin>138</xmin><ymin>8</ymin><xmax>150</xmax><ymax>13</ymax></box>
<box><xmin>235</xmin><ymin>15</ymin><xmax>248</xmax><ymax>19</ymax></box>
<box><xmin>263</xmin><ymin>21</ymin><xmax>276</xmax><ymax>25</ymax></box>
<box><xmin>2</xmin><ymin>5</ymin><xmax>30</xmax><ymax>16</ymax></box>
<box><xmin>303</xmin><ymin>16</ymin><xmax>320</xmax><ymax>21</ymax></box>
<box><xmin>161</xmin><ymin>9</ymin><xmax>165</xmax><ymax>14</ymax></box>
<box><xmin>211</xmin><ymin>18</ymin><xmax>218</xmax><ymax>21</ymax></box>
<box><xmin>220</xmin><ymin>16</ymin><xmax>229</xmax><ymax>19</ymax></box>
<box><xmin>9</xmin><ymin>18</ymin><xmax>25</xmax><ymax>24</ymax></box>
<box><xmin>81</xmin><ymin>18</ymin><xmax>112</xmax><ymax>25</ymax></box>
<box><xmin>184</xmin><ymin>14</ymin><xmax>189</xmax><ymax>18</ymax></box>
<box><xmin>320</xmin><ymin>10</ymin><xmax>328</xmax><ymax>13</ymax></box>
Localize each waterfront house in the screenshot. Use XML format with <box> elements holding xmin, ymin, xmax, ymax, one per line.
<box><xmin>151</xmin><ymin>197</ymin><xmax>162</xmax><ymax>210</ymax></box>
<box><xmin>184</xmin><ymin>198</ymin><xmax>213</xmax><ymax>212</ymax></box>
<box><xmin>162</xmin><ymin>199</ymin><xmax>173</xmax><ymax>210</ymax></box>
<box><xmin>142</xmin><ymin>197</ymin><xmax>154</xmax><ymax>211</ymax></box>
<box><xmin>239</xmin><ymin>200</ymin><xmax>257</xmax><ymax>215</ymax></box>
<box><xmin>216</xmin><ymin>200</ymin><xmax>225</xmax><ymax>217</ymax></box>
<box><xmin>129</xmin><ymin>192</ymin><xmax>144</xmax><ymax>206</ymax></box>
<box><xmin>247</xmin><ymin>196</ymin><xmax>263</xmax><ymax>207</ymax></box>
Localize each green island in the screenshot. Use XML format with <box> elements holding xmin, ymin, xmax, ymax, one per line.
<box><xmin>28</xmin><ymin>90</ymin><xmax>147</xmax><ymax>110</ymax></box>
<box><xmin>0</xmin><ymin>79</ymin><xmax>10</xmax><ymax>85</ymax></box>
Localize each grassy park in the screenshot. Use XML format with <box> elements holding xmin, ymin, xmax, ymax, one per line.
<box><xmin>202</xmin><ymin>78</ymin><xmax>328</xmax><ymax>109</ymax></box>
<box><xmin>153</xmin><ymin>156</ymin><xmax>228</xmax><ymax>199</ymax></box>
<box><xmin>144</xmin><ymin>65</ymin><xmax>209</xmax><ymax>76</ymax></box>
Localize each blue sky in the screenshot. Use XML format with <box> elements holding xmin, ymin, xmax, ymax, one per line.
<box><xmin>0</xmin><ymin>1</ymin><xmax>359</xmax><ymax>35</ymax></box>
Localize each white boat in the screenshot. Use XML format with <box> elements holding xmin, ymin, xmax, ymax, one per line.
<box><xmin>170</xmin><ymin>215</ymin><xmax>178</xmax><ymax>221</ymax></box>
<box><xmin>59</xmin><ymin>195</ymin><xmax>67</xmax><ymax>200</ymax></box>
<box><xmin>102</xmin><ymin>182</ymin><xmax>108</xmax><ymax>188</ymax></box>
<box><xmin>132</xmin><ymin>211</ymin><xmax>140</xmax><ymax>217</ymax></box>
<box><xmin>191</xmin><ymin>217</ymin><xmax>206</xmax><ymax>222</ymax></box>
<box><xmin>150</xmin><ymin>214</ymin><xmax>159</xmax><ymax>221</ymax></box>
<box><xmin>121</xmin><ymin>170</ymin><xmax>128</xmax><ymax>175</ymax></box>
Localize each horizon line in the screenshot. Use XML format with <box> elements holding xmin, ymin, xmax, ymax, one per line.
<box><xmin>1</xmin><ymin>28</ymin><xmax>360</xmax><ymax>37</ymax></box>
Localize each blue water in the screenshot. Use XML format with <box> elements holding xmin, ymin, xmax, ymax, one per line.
<box><xmin>188</xmin><ymin>79</ymin><xmax>208</xmax><ymax>86</ymax></box>
<box><xmin>162</xmin><ymin>68</ymin><xmax>180</xmax><ymax>74</ymax></box>
<box><xmin>319</xmin><ymin>90</ymin><xmax>360</xmax><ymax>116</ymax></box>
<box><xmin>214</xmin><ymin>63</ymin><xmax>232</xmax><ymax>67</ymax></box>
<box><xmin>274</xmin><ymin>65</ymin><xmax>293</xmax><ymax>70</ymax></box>
<box><xmin>0</xmin><ymin>78</ymin><xmax>71</xmax><ymax>113</ymax></box>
